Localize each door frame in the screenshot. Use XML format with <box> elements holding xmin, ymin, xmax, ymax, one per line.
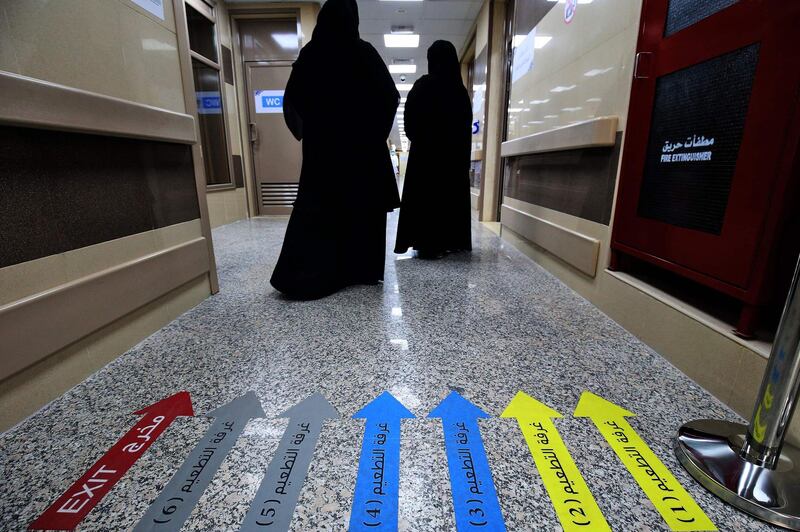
<box><xmin>229</xmin><ymin>10</ymin><xmax>303</xmax><ymax>217</ymax></box>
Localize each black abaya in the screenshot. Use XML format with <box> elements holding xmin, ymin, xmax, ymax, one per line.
<box><xmin>395</xmin><ymin>40</ymin><xmax>472</xmax><ymax>255</ymax></box>
<box><xmin>270</xmin><ymin>0</ymin><xmax>400</xmax><ymax>299</ymax></box>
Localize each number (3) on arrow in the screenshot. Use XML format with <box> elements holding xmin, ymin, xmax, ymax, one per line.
<box><xmin>501</xmin><ymin>391</ymin><xmax>610</xmax><ymax>531</ymax></box>
<box><xmin>29</xmin><ymin>392</ymin><xmax>194</xmax><ymax>531</ymax></box>
<box><xmin>349</xmin><ymin>391</ymin><xmax>415</xmax><ymax>531</ymax></box>
<box><xmin>429</xmin><ymin>391</ymin><xmax>507</xmax><ymax>531</ymax></box>
<box><xmin>134</xmin><ymin>391</ymin><xmax>266</xmax><ymax>531</ymax></box>
<box><xmin>574</xmin><ymin>391</ymin><xmax>716</xmax><ymax>531</ymax></box>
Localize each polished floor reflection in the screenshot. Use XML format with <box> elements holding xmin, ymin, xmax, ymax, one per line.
<box><xmin>0</xmin><ymin>214</ymin><xmax>779</xmax><ymax>530</ymax></box>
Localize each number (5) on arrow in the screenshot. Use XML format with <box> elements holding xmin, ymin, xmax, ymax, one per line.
<box><xmin>349</xmin><ymin>391</ymin><xmax>415</xmax><ymax>531</ymax></box>
<box><xmin>134</xmin><ymin>391</ymin><xmax>266</xmax><ymax>531</ymax></box>
<box><xmin>429</xmin><ymin>391</ymin><xmax>507</xmax><ymax>531</ymax></box>
<box><xmin>239</xmin><ymin>393</ymin><xmax>340</xmax><ymax>531</ymax></box>
<box><xmin>574</xmin><ymin>391</ymin><xmax>716</xmax><ymax>531</ymax></box>
<box><xmin>29</xmin><ymin>391</ymin><xmax>194</xmax><ymax>531</ymax></box>
<box><xmin>501</xmin><ymin>391</ymin><xmax>610</xmax><ymax>531</ymax></box>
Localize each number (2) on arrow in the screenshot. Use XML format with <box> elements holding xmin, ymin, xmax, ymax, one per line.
<box><xmin>239</xmin><ymin>393</ymin><xmax>340</xmax><ymax>531</ymax></box>
<box><xmin>574</xmin><ymin>391</ymin><xmax>716</xmax><ymax>531</ymax></box>
<box><xmin>501</xmin><ymin>391</ymin><xmax>610</xmax><ymax>531</ymax></box>
<box><xmin>429</xmin><ymin>391</ymin><xmax>507</xmax><ymax>531</ymax></box>
<box><xmin>29</xmin><ymin>391</ymin><xmax>194</xmax><ymax>531</ymax></box>
<box><xmin>349</xmin><ymin>391</ymin><xmax>415</xmax><ymax>531</ymax></box>
<box><xmin>134</xmin><ymin>391</ymin><xmax>266</xmax><ymax>531</ymax></box>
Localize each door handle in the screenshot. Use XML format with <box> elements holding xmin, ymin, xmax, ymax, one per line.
<box><xmin>634</xmin><ymin>52</ymin><xmax>653</xmax><ymax>79</ymax></box>
<box><xmin>249</xmin><ymin>122</ymin><xmax>258</xmax><ymax>144</ymax></box>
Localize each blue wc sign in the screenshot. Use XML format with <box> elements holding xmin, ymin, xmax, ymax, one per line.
<box><xmin>254</xmin><ymin>90</ymin><xmax>284</xmax><ymax>114</ymax></box>
<box><xmin>195</xmin><ymin>91</ymin><xmax>221</xmax><ymax>115</ymax></box>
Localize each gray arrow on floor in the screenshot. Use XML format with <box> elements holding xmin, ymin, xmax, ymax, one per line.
<box><xmin>133</xmin><ymin>391</ymin><xmax>266</xmax><ymax>532</ymax></box>
<box><xmin>239</xmin><ymin>393</ymin><xmax>340</xmax><ymax>531</ymax></box>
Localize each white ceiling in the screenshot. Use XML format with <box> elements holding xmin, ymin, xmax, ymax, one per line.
<box><xmin>357</xmin><ymin>0</ymin><xmax>483</xmax><ymax>145</ymax></box>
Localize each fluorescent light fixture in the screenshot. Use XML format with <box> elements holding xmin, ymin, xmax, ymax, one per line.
<box><xmin>583</xmin><ymin>67</ymin><xmax>614</xmax><ymax>77</ymax></box>
<box><xmin>272</xmin><ymin>33</ymin><xmax>298</xmax><ymax>50</ymax></box>
<box><xmin>586</xmin><ymin>97</ymin><xmax>602</xmax><ymax>102</ymax></box>
<box><xmin>544</xmin><ymin>114</ymin><xmax>558</xmax><ymax>118</ymax></box>
<box><xmin>395</xmin><ymin>83</ymin><xmax>414</xmax><ymax>91</ymax></box>
<box><xmin>561</xmin><ymin>106</ymin><xmax>582</xmax><ymax>112</ymax></box>
<box><xmin>389</xmin><ymin>64</ymin><xmax>417</xmax><ymax>74</ymax></box>
<box><xmin>529</xmin><ymin>99</ymin><xmax>550</xmax><ymax>105</ymax></box>
<box><xmin>507</xmin><ymin>108</ymin><xmax>524</xmax><ymax>112</ymax></box>
<box><xmin>384</xmin><ymin>34</ymin><xmax>420</xmax><ymax>48</ymax></box>
<box><xmin>523</xmin><ymin>108</ymin><xmax>530</xmax><ymax>112</ymax></box>
<box><xmin>550</xmin><ymin>85</ymin><xmax>576</xmax><ymax>93</ymax></box>
<box><xmin>528</xmin><ymin>120</ymin><xmax>544</xmax><ymax>124</ymax></box>
<box><xmin>534</xmin><ymin>35</ymin><xmax>552</xmax><ymax>49</ymax></box>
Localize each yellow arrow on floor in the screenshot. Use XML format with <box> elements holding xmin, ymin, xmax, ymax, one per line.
<box><xmin>573</xmin><ymin>391</ymin><xmax>716</xmax><ymax>531</ymax></box>
<box><xmin>502</xmin><ymin>391</ymin><xmax>610</xmax><ymax>531</ymax></box>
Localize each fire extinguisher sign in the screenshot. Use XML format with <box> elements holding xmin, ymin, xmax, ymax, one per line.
<box><xmin>565</xmin><ymin>0</ymin><xmax>577</xmax><ymax>23</ymax></box>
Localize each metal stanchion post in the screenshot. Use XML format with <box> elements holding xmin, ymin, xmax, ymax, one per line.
<box><xmin>675</xmin><ymin>254</ymin><xmax>800</xmax><ymax>530</ymax></box>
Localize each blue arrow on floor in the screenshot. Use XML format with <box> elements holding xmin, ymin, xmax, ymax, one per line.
<box><xmin>349</xmin><ymin>392</ymin><xmax>416</xmax><ymax>531</ymax></box>
<box><xmin>429</xmin><ymin>391</ymin><xmax>507</xmax><ymax>531</ymax></box>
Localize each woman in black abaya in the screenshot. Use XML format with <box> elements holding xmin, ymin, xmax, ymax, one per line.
<box><xmin>395</xmin><ymin>40</ymin><xmax>472</xmax><ymax>258</ymax></box>
<box><xmin>270</xmin><ymin>0</ymin><xmax>400</xmax><ymax>299</ymax></box>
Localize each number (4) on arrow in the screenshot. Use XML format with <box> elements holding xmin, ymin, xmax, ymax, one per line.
<box><xmin>574</xmin><ymin>391</ymin><xmax>716</xmax><ymax>531</ymax></box>
<box><xmin>349</xmin><ymin>391</ymin><xmax>415</xmax><ymax>531</ymax></box>
<box><xmin>29</xmin><ymin>391</ymin><xmax>194</xmax><ymax>531</ymax></box>
<box><xmin>501</xmin><ymin>391</ymin><xmax>610</xmax><ymax>531</ymax></box>
<box><xmin>239</xmin><ymin>393</ymin><xmax>340</xmax><ymax>531</ymax></box>
<box><xmin>134</xmin><ymin>391</ymin><xmax>266</xmax><ymax>531</ymax></box>
<box><xmin>429</xmin><ymin>391</ymin><xmax>507</xmax><ymax>531</ymax></box>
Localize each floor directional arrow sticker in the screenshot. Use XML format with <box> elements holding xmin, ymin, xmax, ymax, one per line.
<box><xmin>239</xmin><ymin>393</ymin><xmax>340</xmax><ymax>531</ymax></box>
<box><xmin>573</xmin><ymin>391</ymin><xmax>716</xmax><ymax>531</ymax></box>
<box><xmin>134</xmin><ymin>391</ymin><xmax>266</xmax><ymax>531</ymax></box>
<box><xmin>429</xmin><ymin>391</ymin><xmax>507</xmax><ymax>531</ymax></box>
<box><xmin>501</xmin><ymin>391</ymin><xmax>610</xmax><ymax>531</ymax></box>
<box><xmin>29</xmin><ymin>391</ymin><xmax>194</xmax><ymax>531</ymax></box>
<box><xmin>349</xmin><ymin>391</ymin><xmax>415</xmax><ymax>531</ymax></box>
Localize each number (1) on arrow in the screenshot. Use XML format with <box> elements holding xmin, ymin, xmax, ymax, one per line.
<box><xmin>501</xmin><ymin>391</ymin><xmax>610</xmax><ymax>531</ymax></box>
<box><xmin>429</xmin><ymin>391</ymin><xmax>507</xmax><ymax>531</ymax></box>
<box><xmin>134</xmin><ymin>391</ymin><xmax>266</xmax><ymax>531</ymax></box>
<box><xmin>574</xmin><ymin>391</ymin><xmax>716</xmax><ymax>531</ymax></box>
<box><xmin>349</xmin><ymin>391</ymin><xmax>415</xmax><ymax>531</ymax></box>
<box><xmin>29</xmin><ymin>391</ymin><xmax>194</xmax><ymax>531</ymax></box>
<box><xmin>239</xmin><ymin>393</ymin><xmax>340</xmax><ymax>531</ymax></box>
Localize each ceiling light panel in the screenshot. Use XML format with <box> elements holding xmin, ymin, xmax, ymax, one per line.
<box><xmin>384</xmin><ymin>34</ymin><xmax>420</xmax><ymax>48</ymax></box>
<box><xmin>389</xmin><ymin>64</ymin><xmax>417</xmax><ymax>74</ymax></box>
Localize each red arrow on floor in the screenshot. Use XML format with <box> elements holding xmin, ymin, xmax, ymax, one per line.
<box><xmin>29</xmin><ymin>391</ymin><xmax>194</xmax><ymax>531</ymax></box>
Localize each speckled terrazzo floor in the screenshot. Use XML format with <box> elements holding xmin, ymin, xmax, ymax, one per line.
<box><xmin>0</xmin><ymin>213</ymin><xmax>780</xmax><ymax>531</ymax></box>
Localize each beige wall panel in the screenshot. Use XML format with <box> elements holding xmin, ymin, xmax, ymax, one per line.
<box><xmin>207</xmin><ymin>188</ymin><xmax>248</xmax><ymax>228</ymax></box>
<box><xmin>501</xmin><ymin>204</ymin><xmax>600</xmax><ymax>277</ymax></box>
<box><xmin>0</xmin><ymin>0</ymin><xmax>185</xmax><ymax>112</ymax></box>
<box><xmin>475</xmin><ymin>1</ymin><xmax>490</xmax><ymax>53</ymax></box>
<box><xmin>506</xmin><ymin>0</ymin><xmax>641</xmax><ymax>139</ymax></box>
<box><xmin>0</xmin><ymin>274</ymin><xmax>209</xmax><ymax>432</ymax></box>
<box><xmin>0</xmin><ymin>221</ymin><xmax>203</xmax><ymax>306</ymax></box>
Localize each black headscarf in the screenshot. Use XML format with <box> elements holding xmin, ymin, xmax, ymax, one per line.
<box><xmin>427</xmin><ymin>40</ymin><xmax>461</xmax><ymax>80</ymax></box>
<box><xmin>312</xmin><ymin>0</ymin><xmax>360</xmax><ymax>43</ymax></box>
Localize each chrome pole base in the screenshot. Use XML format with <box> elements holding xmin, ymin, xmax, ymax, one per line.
<box><xmin>675</xmin><ymin>419</ymin><xmax>800</xmax><ymax>530</ymax></box>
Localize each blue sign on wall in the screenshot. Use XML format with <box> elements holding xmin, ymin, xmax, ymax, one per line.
<box><xmin>255</xmin><ymin>90</ymin><xmax>285</xmax><ymax>114</ymax></box>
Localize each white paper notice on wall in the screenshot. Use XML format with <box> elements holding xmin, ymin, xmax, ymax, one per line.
<box><xmin>511</xmin><ymin>28</ymin><xmax>535</xmax><ymax>84</ymax></box>
<box><xmin>130</xmin><ymin>0</ymin><xmax>165</xmax><ymax>20</ymax></box>
<box><xmin>254</xmin><ymin>90</ymin><xmax>285</xmax><ymax>114</ymax></box>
